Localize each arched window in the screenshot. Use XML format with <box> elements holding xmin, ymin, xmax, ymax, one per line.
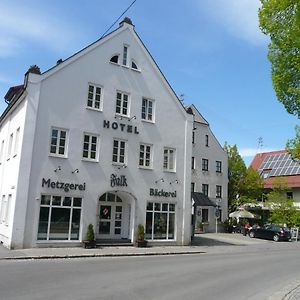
<box><xmin>131</xmin><ymin>61</ymin><xmax>138</xmax><ymax>70</ymax></box>
<box><xmin>110</xmin><ymin>55</ymin><xmax>119</xmax><ymax>64</ymax></box>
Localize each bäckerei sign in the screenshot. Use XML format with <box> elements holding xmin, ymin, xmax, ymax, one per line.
<box><xmin>149</xmin><ymin>188</ymin><xmax>176</xmax><ymax>198</ymax></box>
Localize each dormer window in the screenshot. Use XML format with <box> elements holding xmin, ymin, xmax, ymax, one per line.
<box><xmin>110</xmin><ymin>55</ymin><xmax>119</xmax><ymax>64</ymax></box>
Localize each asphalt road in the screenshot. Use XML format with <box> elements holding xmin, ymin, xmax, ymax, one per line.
<box><xmin>0</xmin><ymin>242</ymin><xmax>300</xmax><ymax>300</ymax></box>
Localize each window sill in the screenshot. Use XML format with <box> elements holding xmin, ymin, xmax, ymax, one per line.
<box><xmin>112</xmin><ymin>163</ymin><xmax>127</xmax><ymax>168</ymax></box>
<box><xmin>141</xmin><ymin>119</ymin><xmax>155</xmax><ymax>124</ymax></box>
<box><xmin>86</xmin><ymin>107</ymin><xmax>103</xmax><ymax>113</ymax></box>
<box><xmin>131</xmin><ymin>67</ymin><xmax>141</xmax><ymax>73</ymax></box>
<box><xmin>139</xmin><ymin>166</ymin><xmax>153</xmax><ymax>171</ymax></box>
<box><xmin>163</xmin><ymin>169</ymin><xmax>176</xmax><ymax>173</ymax></box>
<box><xmin>109</xmin><ymin>61</ymin><xmax>120</xmax><ymax>67</ymax></box>
<box><xmin>49</xmin><ymin>154</ymin><xmax>68</xmax><ymax>159</ymax></box>
<box><xmin>115</xmin><ymin>113</ymin><xmax>130</xmax><ymax>120</ymax></box>
<box><xmin>82</xmin><ymin>158</ymin><xmax>99</xmax><ymax>163</ymax></box>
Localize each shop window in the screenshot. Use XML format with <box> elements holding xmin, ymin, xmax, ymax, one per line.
<box><xmin>145</xmin><ymin>202</ymin><xmax>175</xmax><ymax>240</ymax></box>
<box><xmin>37</xmin><ymin>195</ymin><xmax>82</xmax><ymax>241</ymax></box>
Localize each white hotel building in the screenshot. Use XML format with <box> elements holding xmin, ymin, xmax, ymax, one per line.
<box><xmin>0</xmin><ymin>18</ymin><xmax>227</xmax><ymax>249</ymax></box>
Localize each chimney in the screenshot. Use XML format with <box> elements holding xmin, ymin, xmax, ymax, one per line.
<box><xmin>119</xmin><ymin>17</ymin><xmax>134</xmax><ymax>27</ymax></box>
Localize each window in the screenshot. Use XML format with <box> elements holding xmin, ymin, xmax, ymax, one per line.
<box><xmin>50</xmin><ymin>128</ymin><xmax>68</xmax><ymax>157</ymax></box>
<box><xmin>191</xmin><ymin>182</ymin><xmax>195</xmax><ymax>193</ymax></box>
<box><xmin>163</xmin><ymin>148</ymin><xmax>176</xmax><ymax>172</ymax></box>
<box><xmin>287</xmin><ymin>191</ymin><xmax>293</xmax><ymax>199</ymax></box>
<box><xmin>123</xmin><ymin>45</ymin><xmax>128</xmax><ymax>65</ymax></box>
<box><xmin>202</xmin><ymin>208</ymin><xmax>209</xmax><ymax>223</ymax></box>
<box><xmin>216</xmin><ymin>185</ymin><xmax>222</xmax><ymax>198</ymax></box>
<box><xmin>145</xmin><ymin>202</ymin><xmax>175</xmax><ymax>240</ymax></box>
<box><xmin>110</xmin><ymin>55</ymin><xmax>119</xmax><ymax>64</ymax></box>
<box><xmin>82</xmin><ymin>133</ymin><xmax>99</xmax><ymax>161</ymax></box>
<box><xmin>113</xmin><ymin>139</ymin><xmax>127</xmax><ymax>164</ymax></box>
<box><xmin>202</xmin><ymin>184</ymin><xmax>209</xmax><ymax>196</ymax></box>
<box><xmin>216</xmin><ymin>161</ymin><xmax>222</xmax><ymax>173</ymax></box>
<box><xmin>192</xmin><ymin>157</ymin><xmax>195</xmax><ymax>170</ymax></box>
<box><xmin>14</xmin><ymin>127</ymin><xmax>20</xmax><ymax>156</ymax></box>
<box><xmin>141</xmin><ymin>98</ymin><xmax>154</xmax><ymax>122</ymax></box>
<box><xmin>202</xmin><ymin>158</ymin><xmax>209</xmax><ymax>171</ymax></box>
<box><xmin>139</xmin><ymin>143</ymin><xmax>153</xmax><ymax>168</ymax></box>
<box><xmin>116</xmin><ymin>91</ymin><xmax>129</xmax><ymax>117</ymax></box>
<box><xmin>0</xmin><ymin>140</ymin><xmax>4</xmax><ymax>164</ymax></box>
<box><xmin>87</xmin><ymin>84</ymin><xmax>102</xmax><ymax>110</ymax></box>
<box><xmin>37</xmin><ymin>195</ymin><xmax>82</xmax><ymax>241</ymax></box>
<box><xmin>7</xmin><ymin>133</ymin><xmax>13</xmax><ymax>159</ymax></box>
<box><xmin>192</xmin><ymin>131</ymin><xmax>195</xmax><ymax>144</ymax></box>
<box><xmin>131</xmin><ymin>61</ymin><xmax>138</xmax><ymax>70</ymax></box>
<box><xmin>205</xmin><ymin>134</ymin><xmax>209</xmax><ymax>147</ymax></box>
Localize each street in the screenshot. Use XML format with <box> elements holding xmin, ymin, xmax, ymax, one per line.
<box><xmin>1</xmin><ymin>241</ymin><xmax>300</xmax><ymax>300</ymax></box>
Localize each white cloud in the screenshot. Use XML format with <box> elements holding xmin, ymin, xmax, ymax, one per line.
<box><xmin>0</xmin><ymin>3</ymin><xmax>81</xmax><ymax>56</ymax></box>
<box><xmin>201</xmin><ymin>0</ymin><xmax>268</xmax><ymax>45</ymax></box>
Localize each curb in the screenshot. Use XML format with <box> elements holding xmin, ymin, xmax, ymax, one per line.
<box><xmin>0</xmin><ymin>250</ymin><xmax>205</xmax><ymax>261</ymax></box>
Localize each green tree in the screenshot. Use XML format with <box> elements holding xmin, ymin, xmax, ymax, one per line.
<box><xmin>267</xmin><ymin>177</ymin><xmax>300</xmax><ymax>226</ymax></box>
<box><xmin>224</xmin><ymin>143</ymin><xmax>247</xmax><ymax>212</ymax></box>
<box><xmin>239</xmin><ymin>167</ymin><xmax>264</xmax><ymax>200</ymax></box>
<box><xmin>259</xmin><ymin>0</ymin><xmax>300</xmax><ymax>117</ymax></box>
<box><xmin>286</xmin><ymin>125</ymin><xmax>300</xmax><ymax>160</ymax></box>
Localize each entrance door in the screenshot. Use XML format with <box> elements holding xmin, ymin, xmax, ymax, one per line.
<box><xmin>97</xmin><ymin>192</ymin><xmax>125</xmax><ymax>239</ymax></box>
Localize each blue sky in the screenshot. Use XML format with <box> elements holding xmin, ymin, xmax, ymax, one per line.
<box><xmin>0</xmin><ymin>0</ymin><xmax>298</xmax><ymax>165</ymax></box>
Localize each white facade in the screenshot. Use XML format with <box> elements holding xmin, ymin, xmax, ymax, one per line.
<box><xmin>188</xmin><ymin>105</ymin><xmax>228</xmax><ymax>233</ymax></box>
<box><xmin>0</xmin><ymin>19</ymin><xmax>196</xmax><ymax>249</ymax></box>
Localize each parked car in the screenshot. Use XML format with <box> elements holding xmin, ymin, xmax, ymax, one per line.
<box><xmin>249</xmin><ymin>224</ymin><xmax>291</xmax><ymax>242</ymax></box>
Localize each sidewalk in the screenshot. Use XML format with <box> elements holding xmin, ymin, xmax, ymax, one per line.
<box><xmin>0</xmin><ymin>233</ymin><xmax>266</xmax><ymax>260</ymax></box>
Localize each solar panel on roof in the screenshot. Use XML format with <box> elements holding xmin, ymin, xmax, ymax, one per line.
<box><xmin>258</xmin><ymin>152</ymin><xmax>300</xmax><ymax>177</ymax></box>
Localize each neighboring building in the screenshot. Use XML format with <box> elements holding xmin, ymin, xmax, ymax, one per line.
<box><xmin>187</xmin><ymin>105</ymin><xmax>228</xmax><ymax>233</ymax></box>
<box><xmin>251</xmin><ymin>150</ymin><xmax>300</xmax><ymax>207</ymax></box>
<box><xmin>0</xmin><ymin>18</ymin><xmax>227</xmax><ymax>249</ymax></box>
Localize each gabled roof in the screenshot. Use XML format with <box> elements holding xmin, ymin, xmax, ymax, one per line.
<box><xmin>192</xmin><ymin>192</ymin><xmax>216</xmax><ymax>207</ymax></box>
<box><xmin>4</xmin><ymin>85</ymin><xmax>24</xmax><ymax>103</ymax></box>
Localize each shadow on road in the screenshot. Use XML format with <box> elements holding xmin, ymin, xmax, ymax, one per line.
<box><xmin>191</xmin><ymin>235</ymin><xmax>237</xmax><ymax>247</ymax></box>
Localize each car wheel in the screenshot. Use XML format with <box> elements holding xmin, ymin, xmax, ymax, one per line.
<box><xmin>273</xmin><ymin>235</ymin><xmax>279</xmax><ymax>242</ymax></box>
<box><xmin>249</xmin><ymin>231</ymin><xmax>255</xmax><ymax>238</ymax></box>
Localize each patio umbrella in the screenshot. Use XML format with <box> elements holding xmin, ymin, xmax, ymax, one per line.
<box><xmin>229</xmin><ymin>210</ymin><xmax>260</xmax><ymax>219</ymax></box>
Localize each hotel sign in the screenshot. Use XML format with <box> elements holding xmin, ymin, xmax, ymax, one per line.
<box><xmin>103</xmin><ymin>120</ymin><xmax>139</xmax><ymax>134</ymax></box>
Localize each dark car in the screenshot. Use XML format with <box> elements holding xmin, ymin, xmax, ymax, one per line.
<box><xmin>249</xmin><ymin>224</ymin><xmax>291</xmax><ymax>242</ymax></box>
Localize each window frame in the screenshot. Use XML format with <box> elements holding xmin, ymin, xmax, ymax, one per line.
<box><xmin>163</xmin><ymin>147</ymin><xmax>176</xmax><ymax>172</ymax></box>
<box><xmin>216</xmin><ymin>160</ymin><xmax>222</xmax><ymax>173</ymax></box>
<box><xmin>37</xmin><ymin>194</ymin><xmax>82</xmax><ymax>241</ymax></box>
<box><xmin>205</xmin><ymin>134</ymin><xmax>209</xmax><ymax>147</ymax></box>
<box><xmin>7</xmin><ymin>133</ymin><xmax>13</xmax><ymax>160</ymax></box>
<box><xmin>192</xmin><ymin>157</ymin><xmax>195</xmax><ymax>170</ymax></box>
<box><xmin>49</xmin><ymin>127</ymin><xmax>69</xmax><ymax>158</ymax></box>
<box><xmin>202</xmin><ymin>158</ymin><xmax>209</xmax><ymax>171</ymax></box>
<box><xmin>112</xmin><ymin>138</ymin><xmax>127</xmax><ymax>165</ymax></box>
<box><xmin>202</xmin><ymin>184</ymin><xmax>209</xmax><ymax>196</ymax></box>
<box><xmin>82</xmin><ymin>133</ymin><xmax>100</xmax><ymax>162</ymax></box>
<box><xmin>13</xmin><ymin>127</ymin><xmax>20</xmax><ymax>157</ymax></box>
<box><xmin>141</xmin><ymin>98</ymin><xmax>155</xmax><ymax>123</ymax></box>
<box><xmin>115</xmin><ymin>91</ymin><xmax>130</xmax><ymax>117</ymax></box>
<box><xmin>86</xmin><ymin>83</ymin><xmax>103</xmax><ymax>111</ymax></box>
<box><xmin>145</xmin><ymin>202</ymin><xmax>176</xmax><ymax>241</ymax></box>
<box><xmin>139</xmin><ymin>143</ymin><xmax>153</xmax><ymax>169</ymax></box>
<box><xmin>216</xmin><ymin>185</ymin><xmax>222</xmax><ymax>198</ymax></box>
